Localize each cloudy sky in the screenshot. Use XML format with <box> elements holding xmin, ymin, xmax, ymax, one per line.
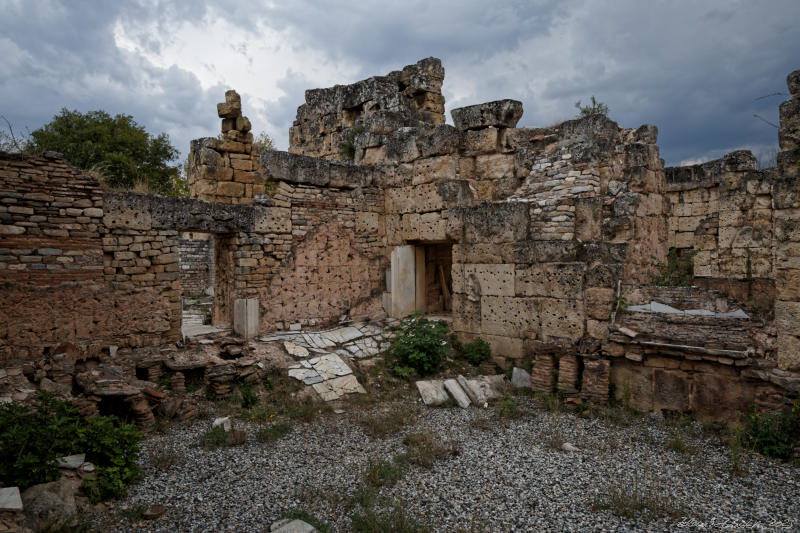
<box><xmin>2</xmin><ymin>0</ymin><xmax>798</xmax><ymax>167</ymax></box>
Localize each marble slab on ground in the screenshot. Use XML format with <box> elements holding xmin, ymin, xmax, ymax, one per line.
<box><xmin>308</xmin><ymin>353</ymin><xmax>352</xmax><ymax>380</ymax></box>
<box><xmin>511</xmin><ymin>367</ymin><xmax>532</xmax><ymax>389</ymax></box>
<box><xmin>415</xmin><ymin>380</ymin><xmax>450</xmax><ymax>406</ymax></box>
<box><xmin>283</xmin><ymin>341</ymin><xmax>309</xmax><ymax>358</ymax></box>
<box><xmin>312</xmin><ymin>375</ymin><xmax>366</xmax><ymax>401</ymax></box>
<box><xmin>0</xmin><ymin>487</ymin><xmax>22</xmax><ymax>511</ymax></box>
<box><xmin>443</xmin><ymin>378</ymin><xmax>471</xmax><ymax>408</ymax></box>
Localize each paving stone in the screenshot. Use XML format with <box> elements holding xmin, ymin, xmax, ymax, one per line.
<box><xmin>416</xmin><ymin>380</ymin><xmax>450</xmax><ymax>406</ymax></box>
<box><xmin>511</xmin><ymin>367</ymin><xmax>532</xmax><ymax>389</ymax></box>
<box><xmin>312</xmin><ymin>375</ymin><xmax>366</xmax><ymax>401</ymax></box>
<box><xmin>0</xmin><ymin>487</ymin><xmax>22</xmax><ymax>511</ymax></box>
<box><xmin>309</xmin><ymin>353</ymin><xmax>352</xmax><ymax>380</ymax></box>
<box><xmin>332</xmin><ymin>326</ymin><xmax>363</xmax><ymax>342</ymax></box>
<box><xmin>443</xmin><ymin>379</ymin><xmax>471</xmax><ymax>408</ymax></box>
<box><xmin>283</xmin><ymin>341</ymin><xmax>310</xmax><ymax>358</ymax></box>
<box><xmin>288</xmin><ymin>368</ymin><xmax>321</xmax><ymax>383</ymax></box>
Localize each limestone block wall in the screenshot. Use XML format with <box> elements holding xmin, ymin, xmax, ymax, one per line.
<box><xmin>774</xmin><ymin>70</ymin><xmax>800</xmax><ymax>372</ymax></box>
<box><xmin>179</xmin><ymin>235</ymin><xmax>213</xmax><ymax>297</ymax></box>
<box><xmin>665</xmin><ymin>151</ymin><xmax>775</xmax><ymax>281</ymax></box>
<box><xmin>289</xmin><ymin>58</ymin><xmax>445</xmax><ymax>160</ymax></box>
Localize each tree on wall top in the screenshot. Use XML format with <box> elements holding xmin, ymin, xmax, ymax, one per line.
<box><xmin>28</xmin><ymin>109</ymin><xmax>185</xmax><ymax>196</ymax></box>
<box><xmin>575</xmin><ymin>96</ymin><xmax>609</xmax><ymax>118</ymax></box>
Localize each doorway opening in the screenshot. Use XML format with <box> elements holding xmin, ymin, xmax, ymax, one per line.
<box><xmin>388</xmin><ymin>242</ymin><xmax>452</xmax><ymax>318</ymax></box>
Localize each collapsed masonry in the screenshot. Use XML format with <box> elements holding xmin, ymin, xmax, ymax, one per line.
<box><xmin>1</xmin><ymin>59</ymin><xmax>799</xmax><ymax>421</ymax></box>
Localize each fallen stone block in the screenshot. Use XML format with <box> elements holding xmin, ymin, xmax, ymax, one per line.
<box><xmin>56</xmin><ymin>454</ymin><xmax>85</xmax><ymax>470</ymax></box>
<box><xmin>271</xmin><ymin>518</ymin><xmax>318</xmax><ymax>533</ymax></box>
<box><xmin>465</xmin><ymin>375</ymin><xmax>508</xmax><ymax>404</ymax></box>
<box><xmin>511</xmin><ymin>367</ymin><xmax>532</xmax><ymax>389</ymax></box>
<box><xmin>415</xmin><ymin>380</ymin><xmax>450</xmax><ymax>406</ymax></box>
<box><xmin>457</xmin><ymin>375</ymin><xmax>482</xmax><ymax>406</ymax></box>
<box><xmin>0</xmin><ymin>487</ymin><xmax>22</xmax><ymax>511</ymax></box>
<box><xmin>212</xmin><ymin>416</ymin><xmax>232</xmax><ymax>432</ymax></box>
<box><xmin>443</xmin><ymin>379</ymin><xmax>471</xmax><ymax>408</ymax></box>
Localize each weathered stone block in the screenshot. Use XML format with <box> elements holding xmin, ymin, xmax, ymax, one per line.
<box><xmin>463</xmin><ymin>263</ymin><xmax>515</xmax><ymax>297</ymax></box>
<box><xmin>691</xmin><ymin>372</ymin><xmax>754</xmax><ymax>421</ymax></box>
<box><xmin>515</xmin><ymin>263</ymin><xmax>584</xmax><ymax>298</ymax></box>
<box><xmin>233</xmin><ymin>298</ymin><xmax>259</xmax><ymax>338</ymax></box>
<box><xmin>475</xmin><ymin>153</ymin><xmax>515</xmax><ymax>181</ymax></box>
<box><xmin>216</xmin><ymin>181</ymin><xmax>244</xmax><ymax>197</ymax></box>
<box><xmin>482</xmin><ymin>334</ymin><xmax>524</xmax><ymax>359</ymax></box>
<box><xmin>610</xmin><ymin>363</ymin><xmax>653</xmax><ymax>410</ymax></box>
<box><xmin>456</xmin><ymin>202</ymin><xmax>529</xmax><ymax>244</ymax></box>
<box><xmin>451</xmin><ymin>100</ymin><xmax>523</xmax><ymax>131</ymax></box>
<box><xmin>539</xmin><ymin>298</ymin><xmax>584</xmax><ymax>342</ymax></box>
<box><xmin>462</xmin><ymin>128</ymin><xmax>499</xmax><ymax>155</ymax></box>
<box><xmin>480</xmin><ymin>295</ymin><xmax>539</xmax><ymax>337</ymax></box>
<box><xmin>652</xmin><ymin>369</ymin><xmax>689</xmax><ymax>412</ymax></box>
<box><xmin>584</xmin><ymin>287</ymin><xmax>615</xmax><ymax>320</ymax></box>
<box><xmin>355</xmin><ymin>212</ymin><xmax>379</xmax><ymax>233</ymax></box>
<box><xmin>777</xmin><ymin>333</ymin><xmax>800</xmax><ymax>371</ymax></box>
<box><xmin>254</xmin><ymin>207</ymin><xmax>291</xmax><ymax>234</ymax></box>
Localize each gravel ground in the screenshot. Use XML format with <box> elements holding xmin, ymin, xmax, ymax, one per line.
<box><xmin>104</xmin><ymin>397</ymin><xmax>800</xmax><ymax>532</ymax></box>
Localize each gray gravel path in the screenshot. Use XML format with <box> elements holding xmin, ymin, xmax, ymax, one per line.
<box><xmin>106</xmin><ymin>398</ymin><xmax>800</xmax><ymax>532</ymax></box>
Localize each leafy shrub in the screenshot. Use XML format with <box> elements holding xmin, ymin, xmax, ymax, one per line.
<box><xmin>458</xmin><ymin>338</ymin><xmax>491</xmax><ymax>365</ymax></box>
<box><xmin>363</xmin><ymin>456</ymin><xmax>406</xmax><ymax>488</ymax></box>
<box><xmin>338</xmin><ymin>125</ymin><xmax>364</xmax><ymax>160</ymax></box>
<box><xmin>742</xmin><ymin>402</ymin><xmax>800</xmax><ymax>459</ymax></box>
<box><xmin>390</xmin><ymin>312</ymin><xmax>451</xmax><ymax>377</ymax></box>
<box><xmin>0</xmin><ymin>392</ymin><xmax>142</xmax><ymax>501</ymax></box>
<box><xmin>238</xmin><ymin>380</ymin><xmax>258</xmax><ymax>409</ymax></box>
<box><xmin>575</xmin><ymin>96</ymin><xmax>609</xmax><ymax>118</ymax></box>
<box><xmin>650</xmin><ymin>248</ymin><xmax>698</xmax><ymax>287</ymax></box>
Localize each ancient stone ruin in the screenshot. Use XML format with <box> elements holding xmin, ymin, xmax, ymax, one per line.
<box><xmin>2</xmin><ymin>58</ymin><xmax>800</xmax><ymax>423</ymax></box>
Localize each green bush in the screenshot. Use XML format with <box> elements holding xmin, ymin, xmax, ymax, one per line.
<box><xmin>575</xmin><ymin>96</ymin><xmax>609</xmax><ymax>118</ymax></box>
<box><xmin>389</xmin><ymin>312</ymin><xmax>451</xmax><ymax>377</ymax></box>
<box><xmin>459</xmin><ymin>338</ymin><xmax>491</xmax><ymax>365</ymax></box>
<box><xmin>650</xmin><ymin>248</ymin><xmax>698</xmax><ymax>287</ymax></box>
<box><xmin>743</xmin><ymin>402</ymin><xmax>800</xmax><ymax>459</ymax></box>
<box><xmin>0</xmin><ymin>392</ymin><xmax>142</xmax><ymax>500</ymax></box>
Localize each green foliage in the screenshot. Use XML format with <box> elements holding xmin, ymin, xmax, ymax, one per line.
<box><xmin>29</xmin><ymin>108</ymin><xmax>185</xmax><ymax>196</ymax></box>
<box><xmin>497</xmin><ymin>396</ymin><xmax>522</xmax><ymax>420</ymax></box>
<box><xmin>255</xmin><ymin>422</ymin><xmax>292</xmax><ymax>443</ymax></box>
<box><xmin>650</xmin><ymin>248</ymin><xmax>698</xmax><ymax>286</ymax></box>
<box><xmin>238</xmin><ymin>380</ymin><xmax>258</xmax><ymax>409</ymax></box>
<box><xmin>339</xmin><ymin>125</ymin><xmax>364</xmax><ymax>160</ymax></box>
<box><xmin>251</xmin><ymin>131</ymin><xmax>275</xmax><ymax>156</ymax></box>
<box><xmin>459</xmin><ymin>338</ymin><xmax>491</xmax><ymax>365</ymax></box>
<box><xmin>575</xmin><ymin>96</ymin><xmax>609</xmax><ymax>118</ymax></box>
<box><xmin>390</xmin><ymin>312</ymin><xmax>451</xmax><ymax>377</ymax></box>
<box><xmin>742</xmin><ymin>401</ymin><xmax>800</xmax><ymax>459</ymax></box>
<box><xmin>199</xmin><ymin>426</ymin><xmax>228</xmax><ymax>451</ymax></box>
<box><xmin>0</xmin><ymin>392</ymin><xmax>142</xmax><ymax>501</ymax></box>
<box><xmin>350</xmin><ymin>502</ymin><xmax>430</xmax><ymax>533</ymax></box>
<box><xmin>363</xmin><ymin>456</ymin><xmax>407</xmax><ymax>488</ymax></box>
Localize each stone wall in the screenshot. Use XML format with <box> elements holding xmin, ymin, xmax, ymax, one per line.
<box><xmin>179</xmin><ymin>235</ymin><xmax>213</xmax><ymax>298</ymax></box>
<box><xmin>665</xmin><ymin>151</ymin><xmax>775</xmax><ymax>282</ymax></box>
<box><xmin>289</xmin><ymin>57</ymin><xmax>445</xmax><ymax>160</ymax></box>
<box><xmin>774</xmin><ymin>70</ymin><xmax>800</xmax><ymax>372</ymax></box>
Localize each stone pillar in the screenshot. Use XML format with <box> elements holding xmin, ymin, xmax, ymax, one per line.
<box><xmin>557</xmin><ymin>354</ymin><xmax>579</xmax><ymax>394</ymax></box>
<box><xmin>774</xmin><ymin>70</ymin><xmax>800</xmax><ymax>371</ymax></box>
<box><xmin>530</xmin><ymin>354</ymin><xmax>555</xmax><ymax>392</ymax></box>
<box><xmin>581</xmin><ymin>358</ymin><xmax>610</xmax><ymax>403</ymax></box>
<box><xmin>233</xmin><ymin>298</ymin><xmax>259</xmax><ymax>339</ymax></box>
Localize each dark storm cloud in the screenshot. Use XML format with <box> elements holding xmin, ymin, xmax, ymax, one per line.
<box><xmin>2</xmin><ymin>0</ymin><xmax>798</xmax><ymax>166</ymax></box>
<box><xmin>0</xmin><ymin>0</ymin><xmax>219</xmax><ymax>161</ymax></box>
